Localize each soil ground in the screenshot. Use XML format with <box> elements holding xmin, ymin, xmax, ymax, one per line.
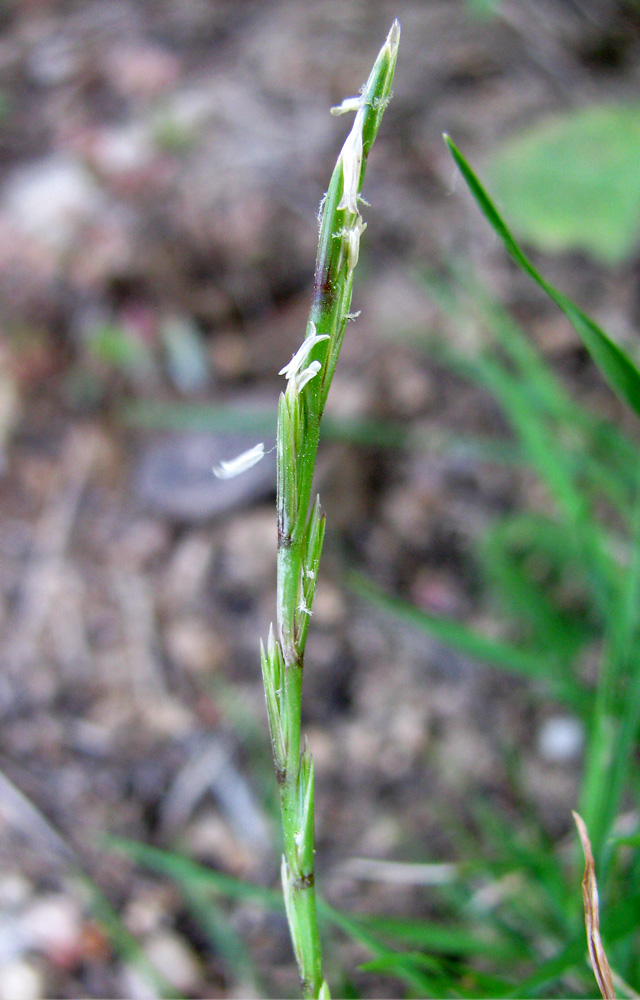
<box><xmin>0</xmin><ymin>2</ymin><xmax>639</xmax><ymax>997</ymax></box>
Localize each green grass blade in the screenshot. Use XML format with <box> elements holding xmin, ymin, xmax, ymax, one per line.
<box><xmin>506</xmin><ymin>890</ymin><xmax>640</xmax><ymax>998</ymax></box>
<box><xmin>611</xmin><ymin>832</ymin><xmax>640</xmax><ymax>849</ymax></box>
<box><xmin>356</xmin><ymin>954</ymin><xmax>449</xmax><ymax>996</ymax></box>
<box><xmin>360</xmin><ymin>914</ymin><xmax>516</xmax><ymax>960</ymax></box>
<box><xmin>357</xmin><ymin>929</ymin><xmax>517</xmax><ymax>997</ymax></box>
<box><xmin>79</xmin><ymin>877</ymin><xmax>183</xmax><ymax>999</ymax></box>
<box><xmin>423</xmin><ymin>328</ymin><xmax>631</xmax><ymax>522</ymax></box>
<box><xmin>111</xmin><ymin>838</ymin><xmax>462</xmax><ymax>997</ymax></box>
<box><xmin>470</xmin><ymin>800</ymin><xmax>571</xmax><ymax>933</ymax></box>
<box><xmin>318</xmin><ymin>901</ymin><xmax>447</xmax><ymax>995</ymax></box>
<box><xmin>444</xmin><ymin>134</ymin><xmax>640</xmax><ymax>421</ymax></box>
<box><xmin>348</xmin><ymin>571</ymin><xmax>590</xmax><ymax>711</ymax></box>
<box><xmin>179</xmin><ymin>882</ymin><xmax>263</xmax><ymax>994</ymax></box>
<box><xmin>580</xmin><ymin>481</ymin><xmax>640</xmax><ymax>863</ymax></box>
<box><xmin>427</xmin><ymin>269</ymin><xmax>638</xmax><ymax>509</ymax></box>
<box><xmin>434</xmin><ymin>337</ymin><xmax>615</xmax><ymax>618</ymax></box>
<box><xmin>498</xmin><ymin>938</ymin><xmax>586</xmax><ymax>997</ymax></box>
<box><xmin>106</xmin><ymin>836</ymin><xmax>284</xmax><ymax>910</ymax></box>
<box><xmin>480</xmin><ymin>513</ymin><xmax>594</xmax><ymax>657</ymax></box>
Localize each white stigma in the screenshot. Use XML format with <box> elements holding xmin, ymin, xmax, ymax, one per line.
<box><xmin>213</xmin><ymin>442</ymin><xmax>265</xmax><ymax>479</ymax></box>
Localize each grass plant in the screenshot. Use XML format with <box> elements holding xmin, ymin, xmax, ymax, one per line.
<box><xmin>256</xmin><ymin>23</ymin><xmax>399</xmax><ymax>997</ymax></box>
<box><xmin>439</xmin><ymin>142</ymin><xmax>640</xmax><ymax>889</ymax></box>
<box><xmin>349</xmin><ymin>143</ymin><xmax>640</xmax><ymax>995</ymax></box>
<box><xmin>104</xmin><ymin>38</ymin><xmax>640</xmax><ymax>1000</ymax></box>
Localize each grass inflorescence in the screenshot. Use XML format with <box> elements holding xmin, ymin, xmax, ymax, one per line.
<box><xmin>259</xmin><ymin>21</ymin><xmax>400</xmax><ymax>998</ymax></box>
<box><xmin>110</xmin><ymin>27</ymin><xmax>640</xmax><ymax>1000</ymax></box>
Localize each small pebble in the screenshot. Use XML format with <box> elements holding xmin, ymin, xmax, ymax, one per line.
<box><xmin>21</xmin><ymin>894</ymin><xmax>81</xmax><ymax>963</ymax></box>
<box><xmin>123</xmin><ymin>887</ymin><xmax>176</xmax><ymax>937</ymax></box>
<box><xmin>221</xmin><ymin>509</ymin><xmax>275</xmax><ymax>588</ymax></box>
<box><xmin>538</xmin><ymin>716</ymin><xmax>584</xmax><ymax>764</ymax></box>
<box><xmin>111</xmin><ymin>519</ymin><xmax>171</xmax><ymax>570</ymax></box>
<box><xmin>2</xmin><ymin>156</ymin><xmax>102</xmax><ymax>253</ymax></box>
<box><xmin>105</xmin><ymin>45</ymin><xmax>180</xmax><ymax>99</ymax></box>
<box><xmin>160</xmin><ymin>534</ymin><xmax>215</xmax><ymax>610</ymax></box>
<box><xmin>181</xmin><ymin>812</ymin><xmax>255</xmax><ymax>873</ymax></box>
<box><xmin>144</xmin><ymin>931</ymin><xmax>200</xmax><ymax>993</ymax></box>
<box><xmin>0</xmin><ymin>874</ymin><xmax>32</xmax><ymax>909</ymax></box>
<box><xmin>119</xmin><ymin>963</ymin><xmax>159</xmax><ymax>1000</ymax></box>
<box><xmin>311</xmin><ymin>580</ymin><xmax>345</xmax><ymax>627</ymax></box>
<box><xmin>164</xmin><ymin>617</ymin><xmax>226</xmax><ymax>674</ymax></box>
<box><xmin>0</xmin><ymin>960</ymin><xmax>42</xmax><ymax>1000</ymax></box>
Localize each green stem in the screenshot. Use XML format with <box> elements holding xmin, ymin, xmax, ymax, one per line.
<box><xmin>280</xmin><ymin>688</ymin><xmax>323</xmax><ymax>998</ymax></box>
<box><xmin>261</xmin><ymin>22</ymin><xmax>400</xmax><ymax>997</ymax></box>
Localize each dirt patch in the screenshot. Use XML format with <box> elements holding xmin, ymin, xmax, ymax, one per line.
<box><xmin>0</xmin><ymin>2</ymin><xmax>638</xmax><ymax>996</ymax></box>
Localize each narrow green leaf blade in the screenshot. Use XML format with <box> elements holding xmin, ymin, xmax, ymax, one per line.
<box><xmin>360</xmin><ymin>914</ymin><xmax>515</xmax><ymax>960</ymax></box>
<box><xmin>105</xmin><ymin>835</ymin><xmax>283</xmax><ymax>910</ymax></box>
<box><xmin>348</xmin><ymin>571</ymin><xmax>590</xmax><ymax>711</ymax></box>
<box><xmin>444</xmin><ymin>134</ymin><xmax>640</xmax><ymax>421</ymax></box>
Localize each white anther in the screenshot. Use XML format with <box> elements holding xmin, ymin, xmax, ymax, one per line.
<box><xmin>279</xmin><ymin>325</ymin><xmax>329</xmax><ymax>380</ymax></box>
<box><xmin>346</xmin><ymin>217</ymin><xmax>367</xmax><ymax>271</ymax></box>
<box><xmin>293</xmin><ymin>361</ymin><xmax>322</xmax><ymax>394</ymax></box>
<box><xmin>337</xmin><ymin>118</ymin><xmax>363</xmax><ymax>215</ymax></box>
<box><xmin>213</xmin><ymin>442</ymin><xmax>265</xmax><ymax>479</ymax></box>
<box><xmin>330</xmin><ymin>96</ymin><xmax>361</xmax><ymax>116</ymax></box>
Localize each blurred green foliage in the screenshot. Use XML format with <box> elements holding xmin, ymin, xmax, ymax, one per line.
<box><xmin>486</xmin><ymin>103</ymin><xmax>640</xmax><ymax>264</ymax></box>
<box><xmin>115</xmin><ymin>250</ymin><xmax>640</xmax><ymax>995</ymax></box>
<box><xmin>102</xmin><ymin>116</ymin><xmax>640</xmax><ymax>1000</ymax></box>
<box><xmin>464</xmin><ymin>0</ymin><xmax>501</xmax><ymax>18</ymax></box>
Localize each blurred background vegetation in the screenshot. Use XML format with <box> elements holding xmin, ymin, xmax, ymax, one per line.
<box><xmin>1</xmin><ymin>1</ymin><xmax>640</xmax><ymax>997</ymax></box>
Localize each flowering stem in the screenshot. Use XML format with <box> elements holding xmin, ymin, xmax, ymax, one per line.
<box><xmin>260</xmin><ymin>22</ymin><xmax>399</xmax><ymax>998</ymax></box>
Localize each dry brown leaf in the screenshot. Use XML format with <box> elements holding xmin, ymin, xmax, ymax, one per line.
<box><xmin>573</xmin><ymin>810</ymin><xmax>616</xmax><ymax>1000</ymax></box>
